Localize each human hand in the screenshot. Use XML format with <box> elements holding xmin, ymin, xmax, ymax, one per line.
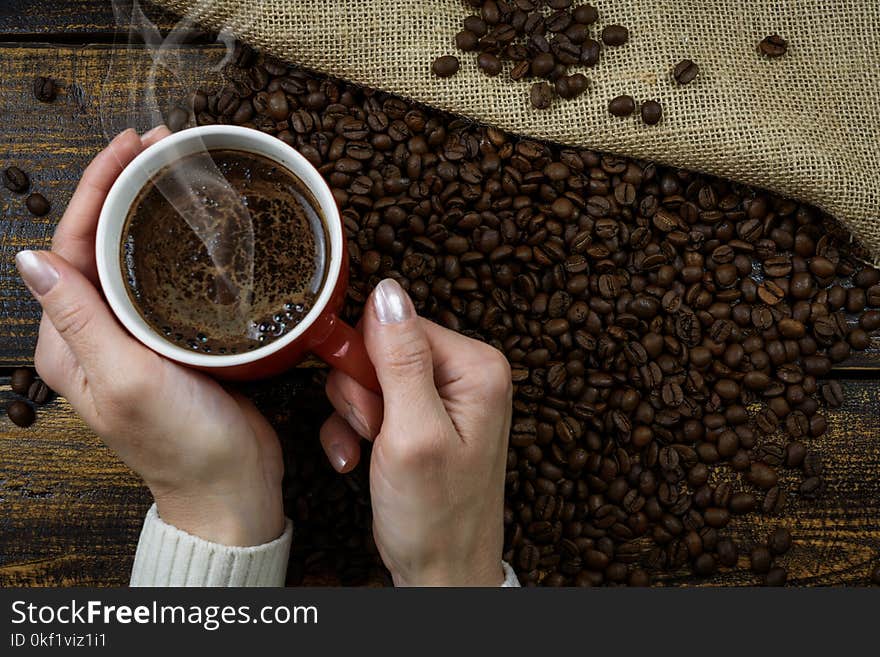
<box><xmin>320</xmin><ymin>279</ymin><xmax>512</xmax><ymax>586</ymax></box>
<box><xmin>15</xmin><ymin>128</ymin><xmax>284</xmax><ymax>547</ymax></box>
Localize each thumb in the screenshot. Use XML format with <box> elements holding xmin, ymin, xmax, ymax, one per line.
<box><xmin>16</xmin><ymin>250</ymin><xmax>138</xmax><ymax>374</ymax></box>
<box><xmin>364</xmin><ymin>278</ymin><xmax>445</xmax><ymax>426</ymax></box>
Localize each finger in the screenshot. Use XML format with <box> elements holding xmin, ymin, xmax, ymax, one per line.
<box><xmin>325</xmin><ymin>368</ymin><xmax>383</xmax><ymax>439</ymax></box>
<box><xmin>420</xmin><ymin>319</ymin><xmax>511</xmax><ymax>393</ymax></box>
<box><xmin>319</xmin><ymin>413</ymin><xmax>362</xmax><ymax>473</ymax></box>
<box><xmin>363</xmin><ymin>278</ymin><xmax>448</xmax><ymax>429</ymax></box>
<box><xmin>16</xmin><ymin>249</ymin><xmax>147</xmax><ymax>381</ymax></box>
<box><xmin>52</xmin><ymin>129</ymin><xmax>145</xmax><ymax>280</ymax></box>
<box><xmin>141</xmin><ymin>124</ymin><xmax>172</xmax><ymax>148</ymax></box>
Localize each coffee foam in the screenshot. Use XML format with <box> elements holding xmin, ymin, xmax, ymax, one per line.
<box><xmin>122</xmin><ymin>149</ymin><xmax>328</xmax><ymax>353</ymax></box>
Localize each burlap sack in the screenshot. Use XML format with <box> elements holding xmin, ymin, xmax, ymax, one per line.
<box><xmin>153</xmin><ymin>0</ymin><xmax>880</xmax><ymax>264</ymax></box>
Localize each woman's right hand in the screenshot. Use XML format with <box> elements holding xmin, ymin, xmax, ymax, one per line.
<box><xmin>321</xmin><ymin>279</ymin><xmax>513</xmax><ymax>586</ymax></box>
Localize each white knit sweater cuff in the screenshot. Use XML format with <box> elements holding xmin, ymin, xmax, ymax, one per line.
<box><xmin>130</xmin><ymin>504</ymin><xmax>293</xmax><ymax>587</ymax></box>
<box><xmin>501</xmin><ymin>560</ymin><xmax>520</xmax><ymax>587</ymax></box>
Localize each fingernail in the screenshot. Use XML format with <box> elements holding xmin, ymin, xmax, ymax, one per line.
<box><xmin>327</xmin><ymin>442</ymin><xmax>355</xmax><ymax>473</ymax></box>
<box><xmin>373</xmin><ymin>278</ymin><xmax>413</xmax><ymax>325</ymax></box>
<box><xmin>142</xmin><ymin>124</ymin><xmax>167</xmax><ymax>140</ymax></box>
<box><xmin>15</xmin><ymin>250</ymin><xmax>59</xmax><ymax>296</ymax></box>
<box><xmin>346</xmin><ymin>402</ymin><xmax>371</xmax><ymax>438</ymax></box>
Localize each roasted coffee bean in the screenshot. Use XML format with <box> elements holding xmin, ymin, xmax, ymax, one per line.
<box><xmin>28</xmin><ymin>380</ymin><xmax>51</xmax><ymax>405</ymax></box>
<box><xmin>6</xmin><ymin>400</ymin><xmax>35</xmax><ymax>428</ymax></box>
<box><xmin>765</xmin><ymin>566</ymin><xmax>787</xmax><ymax>586</ymax></box>
<box><xmin>602</xmin><ymin>25</ymin><xmax>629</xmax><ymax>46</ymax></box>
<box><xmin>768</xmin><ymin>527</ymin><xmax>792</xmax><ymax>555</ymax></box>
<box><xmin>750</xmin><ymin>545</ymin><xmax>772</xmax><ymax>574</ymax></box>
<box><xmin>167</xmin><ymin>107</ymin><xmax>190</xmax><ymax>132</ymax></box>
<box><xmin>673</xmin><ymin>59</ymin><xmax>699</xmax><ymax>84</ymax></box>
<box><xmin>33</xmin><ymin>76</ymin><xmax>57</xmax><ymax>102</ymax></box>
<box><xmin>640</xmin><ymin>100</ymin><xmax>662</xmax><ymax>125</ymax></box>
<box><xmin>26</xmin><ymin>193</ymin><xmax>50</xmax><ymax>216</ymax></box>
<box><xmin>3</xmin><ymin>166</ymin><xmax>29</xmax><ymax>193</ymax></box>
<box><xmin>748</xmin><ymin>462</ymin><xmax>778</xmax><ymax>489</ymax></box>
<box><xmin>456</xmin><ymin>30</ymin><xmax>479</xmax><ymax>52</ymax></box>
<box><xmin>11</xmin><ymin>368</ymin><xmax>35</xmax><ymax>395</ymax></box>
<box><xmin>572</xmin><ymin>4</ymin><xmax>598</xmax><ymax>25</ymax></box>
<box><xmin>730</xmin><ymin>492</ymin><xmax>757</xmax><ymax>514</ymax></box>
<box><xmin>693</xmin><ymin>552</ymin><xmax>716</xmax><ymax>576</ymax></box>
<box><xmin>759</xmin><ymin>34</ymin><xmax>788</xmax><ymax>58</ymax></box>
<box><xmin>717</xmin><ymin>538</ymin><xmax>739</xmax><ymax>567</ymax></box>
<box><xmin>432</xmin><ymin>55</ymin><xmax>460</xmax><ymax>77</ymax></box>
<box><xmin>785</xmin><ymin>441</ymin><xmax>807</xmax><ymax>467</ymax></box>
<box><xmin>530</xmin><ymin>82</ymin><xmax>554</xmax><ymax>109</ymax></box>
<box><xmin>477</xmin><ymin>52</ymin><xmax>503</xmax><ymax>76</ymax></box>
<box><xmin>608</xmin><ymin>94</ymin><xmax>635</xmax><ymax>117</ymax></box>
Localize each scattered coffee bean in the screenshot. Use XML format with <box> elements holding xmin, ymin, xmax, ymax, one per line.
<box><xmin>6</xmin><ymin>400</ymin><xmax>35</xmax><ymax>428</ymax></box>
<box><xmin>765</xmin><ymin>566</ymin><xmax>788</xmax><ymax>586</ymax></box>
<box><xmin>477</xmin><ymin>52</ymin><xmax>502</xmax><ymax>76</ymax></box>
<box><xmin>871</xmin><ymin>564</ymin><xmax>880</xmax><ymax>585</ymax></box>
<box><xmin>608</xmin><ymin>94</ymin><xmax>635</xmax><ymax>116</ymax></box>
<box><xmin>751</xmin><ymin>546</ymin><xmax>773</xmax><ymax>574</ymax></box>
<box><xmin>768</xmin><ymin>527</ymin><xmax>792</xmax><ymax>555</ymax></box>
<box><xmin>640</xmin><ymin>100</ymin><xmax>662</xmax><ymax>125</ymax></box>
<box><xmin>33</xmin><ymin>76</ymin><xmax>57</xmax><ymax>102</ymax></box>
<box><xmin>572</xmin><ymin>4</ymin><xmax>599</xmax><ymax>25</ymax></box>
<box><xmin>602</xmin><ymin>25</ymin><xmax>629</xmax><ymax>46</ymax></box>
<box><xmin>26</xmin><ymin>193</ymin><xmax>50</xmax><ymax>216</ymax></box>
<box><xmin>166</xmin><ymin>107</ymin><xmax>189</xmax><ymax>132</ymax></box>
<box><xmin>759</xmin><ymin>34</ymin><xmax>788</xmax><ymax>58</ymax></box>
<box><xmin>530</xmin><ymin>82</ymin><xmax>554</xmax><ymax>109</ymax></box>
<box><xmin>28</xmin><ymin>380</ymin><xmax>51</xmax><ymax>405</ymax></box>
<box><xmin>10</xmin><ymin>367</ymin><xmax>35</xmax><ymax>395</ymax></box>
<box><xmin>3</xmin><ymin>166</ymin><xmax>30</xmax><ymax>193</ymax></box>
<box><xmin>431</xmin><ymin>55</ymin><xmax>460</xmax><ymax>77</ymax></box>
<box><xmin>673</xmin><ymin>59</ymin><xmax>699</xmax><ymax>84</ymax></box>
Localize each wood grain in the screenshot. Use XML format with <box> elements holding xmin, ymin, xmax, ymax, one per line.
<box><xmin>0</xmin><ymin>44</ymin><xmax>225</xmax><ymax>367</ymax></box>
<box><xmin>2</xmin><ymin>372</ymin><xmax>878</xmax><ymax>586</ymax></box>
<box><xmin>0</xmin><ymin>1</ymin><xmax>180</xmax><ymax>38</ymax></box>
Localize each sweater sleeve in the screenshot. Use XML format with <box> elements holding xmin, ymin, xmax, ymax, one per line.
<box><xmin>131</xmin><ymin>503</ymin><xmax>519</xmax><ymax>588</ymax></box>
<box><xmin>500</xmin><ymin>560</ymin><xmax>521</xmax><ymax>587</ymax></box>
<box><xmin>130</xmin><ymin>504</ymin><xmax>293</xmax><ymax>587</ymax></box>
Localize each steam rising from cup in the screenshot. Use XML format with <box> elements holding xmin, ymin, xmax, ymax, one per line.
<box><xmin>102</xmin><ymin>0</ymin><xmax>258</xmax><ymax>331</ymax></box>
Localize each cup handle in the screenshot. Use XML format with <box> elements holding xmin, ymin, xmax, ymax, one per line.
<box><xmin>312</xmin><ymin>317</ymin><xmax>380</xmax><ymax>393</ymax></box>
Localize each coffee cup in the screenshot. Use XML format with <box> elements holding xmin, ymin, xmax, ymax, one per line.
<box><xmin>96</xmin><ymin>125</ymin><xmax>379</xmax><ymax>391</ymax></box>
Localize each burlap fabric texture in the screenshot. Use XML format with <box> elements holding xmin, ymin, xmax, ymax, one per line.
<box><xmin>153</xmin><ymin>0</ymin><xmax>880</xmax><ymax>263</ymax></box>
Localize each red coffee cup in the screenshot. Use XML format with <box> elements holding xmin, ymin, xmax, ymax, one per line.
<box><xmin>96</xmin><ymin>125</ymin><xmax>379</xmax><ymax>391</ymax></box>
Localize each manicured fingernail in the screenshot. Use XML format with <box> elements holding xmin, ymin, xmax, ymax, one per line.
<box><xmin>373</xmin><ymin>278</ymin><xmax>413</xmax><ymax>325</ymax></box>
<box><xmin>15</xmin><ymin>250</ymin><xmax>59</xmax><ymax>296</ymax></box>
<box><xmin>346</xmin><ymin>402</ymin><xmax>371</xmax><ymax>438</ymax></box>
<box><xmin>142</xmin><ymin>124</ymin><xmax>167</xmax><ymax>140</ymax></box>
<box><xmin>327</xmin><ymin>441</ymin><xmax>355</xmax><ymax>473</ymax></box>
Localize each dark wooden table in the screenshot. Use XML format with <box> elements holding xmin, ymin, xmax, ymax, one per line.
<box><xmin>1</xmin><ymin>0</ymin><xmax>878</xmax><ymax>587</ymax></box>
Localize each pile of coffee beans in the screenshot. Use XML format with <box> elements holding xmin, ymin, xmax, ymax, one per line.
<box><xmin>178</xmin><ymin>44</ymin><xmax>880</xmax><ymax>584</ymax></box>
<box><xmin>4</xmin><ymin>367</ymin><xmax>52</xmax><ymax>428</ymax></box>
<box><xmin>433</xmin><ymin>1</ymin><xmax>643</xmax><ymax>112</ymax></box>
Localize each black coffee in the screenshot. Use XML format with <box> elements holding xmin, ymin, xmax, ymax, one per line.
<box><xmin>121</xmin><ymin>149</ymin><xmax>329</xmax><ymax>354</ymax></box>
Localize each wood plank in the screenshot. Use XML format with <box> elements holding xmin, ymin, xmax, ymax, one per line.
<box><xmin>2</xmin><ymin>372</ymin><xmax>878</xmax><ymax>586</ymax></box>
<box><xmin>0</xmin><ymin>1</ymin><xmax>180</xmax><ymax>39</ymax></box>
<box><xmin>0</xmin><ymin>44</ymin><xmax>225</xmax><ymax>368</ymax></box>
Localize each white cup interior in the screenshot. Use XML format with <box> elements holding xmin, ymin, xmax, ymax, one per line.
<box><xmin>96</xmin><ymin>125</ymin><xmax>343</xmax><ymax>367</ymax></box>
